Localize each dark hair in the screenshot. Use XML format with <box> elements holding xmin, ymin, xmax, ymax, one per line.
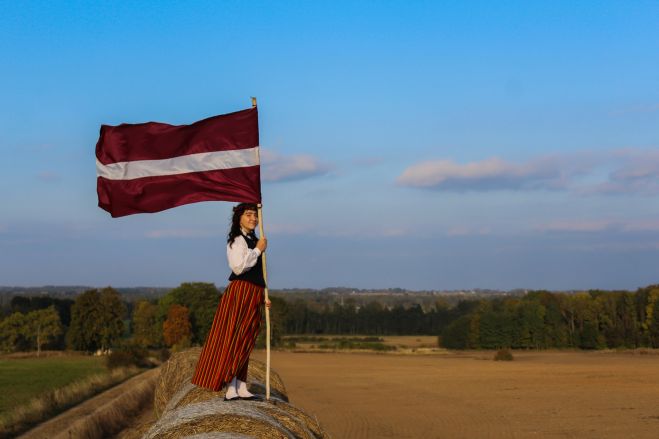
<box><xmin>228</xmin><ymin>203</ymin><xmax>258</xmax><ymax>246</ymax></box>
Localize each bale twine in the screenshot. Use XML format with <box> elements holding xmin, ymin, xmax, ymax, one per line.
<box><xmin>155</xmin><ymin>348</ymin><xmax>287</xmax><ymax>417</ymax></box>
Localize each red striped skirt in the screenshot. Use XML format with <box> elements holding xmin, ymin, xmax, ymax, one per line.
<box><xmin>191</xmin><ymin>280</ymin><xmax>264</xmax><ymax>391</ymax></box>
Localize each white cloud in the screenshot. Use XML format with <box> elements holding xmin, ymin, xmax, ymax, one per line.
<box><xmin>580</xmin><ymin>149</ymin><xmax>659</xmax><ymax>195</ymax></box>
<box><xmin>396</xmin><ymin>156</ymin><xmax>575</xmax><ymax>191</ymax></box>
<box><xmin>261</xmin><ymin>149</ymin><xmax>330</xmax><ymax>182</ymax></box>
<box><xmin>397</xmin><ymin>148</ymin><xmax>659</xmax><ymax>195</ymax></box>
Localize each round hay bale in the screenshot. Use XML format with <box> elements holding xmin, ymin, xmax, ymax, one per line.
<box><xmin>246</xmin><ymin>382</ymin><xmax>289</xmax><ymax>403</ymax></box>
<box><xmin>184</xmin><ymin>434</ymin><xmax>254</xmax><ymax>439</ymax></box>
<box><xmin>155</xmin><ymin>348</ymin><xmax>203</xmax><ymax>416</ymax></box>
<box><xmin>257</xmin><ymin>399</ymin><xmax>329</xmax><ymax>439</ymax></box>
<box><xmin>152</xmin><ymin>349</ymin><xmax>328</xmax><ymax>439</ymax></box>
<box><xmin>165</xmin><ymin>381</ymin><xmax>289</xmax><ymax>415</ymax></box>
<box><xmin>156</xmin><ymin>348</ymin><xmax>288</xmax><ymax>417</ymax></box>
<box><xmin>143</xmin><ymin>400</ymin><xmax>298</xmax><ymax>439</ymax></box>
<box><xmin>247</xmin><ymin>361</ymin><xmax>287</xmax><ymax>396</ymax></box>
<box><xmin>160</xmin><ymin>393</ymin><xmax>327</xmax><ymax>439</ymax></box>
<box><xmin>251</xmin><ymin>400</ymin><xmax>328</xmax><ymax>439</ymax></box>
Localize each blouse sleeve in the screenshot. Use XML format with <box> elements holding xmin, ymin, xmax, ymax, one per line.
<box><xmin>227</xmin><ymin>235</ymin><xmax>262</xmax><ymax>275</ymax></box>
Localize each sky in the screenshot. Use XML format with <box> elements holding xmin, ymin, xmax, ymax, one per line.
<box><xmin>1</xmin><ymin>1</ymin><xmax>658</xmax><ymax>291</ymax></box>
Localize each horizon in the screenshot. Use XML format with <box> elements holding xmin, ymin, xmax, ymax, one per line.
<box><xmin>1</xmin><ymin>1</ymin><xmax>658</xmax><ymax>290</ymax></box>
<box><xmin>0</xmin><ymin>283</ymin><xmax>649</xmax><ymax>294</ymax></box>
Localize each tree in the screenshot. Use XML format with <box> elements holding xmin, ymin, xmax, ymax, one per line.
<box><xmin>514</xmin><ymin>299</ymin><xmax>546</xmax><ymax>349</ymax></box>
<box><xmin>25</xmin><ymin>306</ymin><xmax>62</xmax><ymax>356</ymax></box>
<box><xmin>67</xmin><ymin>288</ymin><xmax>126</xmax><ymax>352</ymax></box>
<box><xmin>99</xmin><ymin>288</ymin><xmax>125</xmax><ymax>350</ymax></box>
<box><xmin>11</xmin><ymin>296</ymin><xmax>74</xmax><ymax>327</ymax></box>
<box><xmin>132</xmin><ymin>300</ymin><xmax>162</xmax><ymax>348</ymax></box>
<box><xmin>643</xmin><ymin>288</ymin><xmax>659</xmax><ymax>347</ymax></box>
<box><xmin>441</xmin><ymin>315</ymin><xmax>472</xmax><ymax>349</ymax></box>
<box><xmin>256</xmin><ymin>296</ymin><xmax>287</xmax><ymax>348</ymax></box>
<box><xmin>158</xmin><ymin>283</ymin><xmax>219</xmax><ymax>344</ymax></box>
<box><xmin>0</xmin><ymin>312</ymin><xmax>28</xmax><ymax>352</ymax></box>
<box><xmin>163</xmin><ymin>304</ymin><xmax>192</xmax><ymax>348</ymax></box>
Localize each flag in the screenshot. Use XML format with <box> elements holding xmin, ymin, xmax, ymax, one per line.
<box><xmin>96</xmin><ymin>107</ymin><xmax>261</xmax><ymax>217</ymax></box>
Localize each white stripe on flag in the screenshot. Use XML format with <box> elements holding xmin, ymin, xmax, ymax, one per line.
<box><xmin>97</xmin><ymin>147</ymin><xmax>260</xmax><ymax>180</ymax></box>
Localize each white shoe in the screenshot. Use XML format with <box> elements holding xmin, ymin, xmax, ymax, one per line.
<box><xmin>224</xmin><ymin>377</ymin><xmax>239</xmax><ymax>401</ymax></box>
<box><xmin>237</xmin><ymin>379</ymin><xmax>256</xmax><ymax>399</ymax></box>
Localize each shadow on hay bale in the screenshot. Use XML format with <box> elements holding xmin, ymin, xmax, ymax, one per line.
<box><xmin>150</xmin><ymin>348</ymin><xmax>329</xmax><ymax>439</ymax></box>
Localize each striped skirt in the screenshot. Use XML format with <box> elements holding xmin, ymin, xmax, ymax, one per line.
<box><xmin>191</xmin><ymin>280</ymin><xmax>264</xmax><ymax>391</ymax></box>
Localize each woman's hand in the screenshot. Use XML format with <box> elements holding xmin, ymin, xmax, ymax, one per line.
<box><xmin>265</xmin><ymin>299</ymin><xmax>272</xmax><ymax>309</ymax></box>
<box><xmin>257</xmin><ymin>237</ymin><xmax>267</xmax><ymax>252</ymax></box>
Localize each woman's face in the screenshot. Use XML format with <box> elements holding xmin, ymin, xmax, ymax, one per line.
<box><xmin>239</xmin><ymin>209</ymin><xmax>259</xmax><ymax>232</ymax></box>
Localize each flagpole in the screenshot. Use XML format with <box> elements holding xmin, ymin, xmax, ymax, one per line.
<box><xmin>252</xmin><ymin>96</ymin><xmax>272</xmax><ymax>401</ymax></box>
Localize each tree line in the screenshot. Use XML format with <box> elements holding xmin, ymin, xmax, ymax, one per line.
<box><xmin>0</xmin><ymin>284</ymin><xmax>215</xmax><ymax>353</ymax></box>
<box><xmin>1</xmin><ymin>283</ymin><xmax>658</xmax><ymax>353</ymax></box>
<box><xmin>441</xmin><ymin>287</ymin><xmax>659</xmax><ymax>349</ymax></box>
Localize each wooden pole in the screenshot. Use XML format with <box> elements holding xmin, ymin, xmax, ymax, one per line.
<box><xmin>252</xmin><ymin>96</ymin><xmax>271</xmax><ymax>401</ymax></box>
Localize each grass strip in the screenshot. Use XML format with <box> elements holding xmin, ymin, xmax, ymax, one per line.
<box><xmin>0</xmin><ymin>366</ymin><xmax>140</xmax><ymax>437</ymax></box>
<box><xmin>0</xmin><ymin>355</ymin><xmax>106</xmax><ymax>412</ymax></box>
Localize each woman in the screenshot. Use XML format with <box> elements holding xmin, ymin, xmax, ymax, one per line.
<box><xmin>191</xmin><ymin>203</ymin><xmax>271</xmax><ymax>400</ymax></box>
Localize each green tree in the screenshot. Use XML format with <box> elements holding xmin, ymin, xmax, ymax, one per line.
<box><xmin>132</xmin><ymin>300</ymin><xmax>162</xmax><ymax>348</ymax></box>
<box><xmin>514</xmin><ymin>299</ymin><xmax>546</xmax><ymax>349</ymax></box>
<box><xmin>0</xmin><ymin>312</ymin><xmax>28</xmax><ymax>352</ymax></box>
<box><xmin>25</xmin><ymin>306</ymin><xmax>62</xmax><ymax>356</ymax></box>
<box><xmin>571</xmin><ymin>293</ymin><xmax>604</xmax><ymax>349</ymax></box>
<box><xmin>67</xmin><ymin>288</ymin><xmax>126</xmax><ymax>352</ymax></box>
<box><xmin>441</xmin><ymin>315</ymin><xmax>472</xmax><ymax>349</ymax></box>
<box><xmin>256</xmin><ymin>295</ymin><xmax>287</xmax><ymax>348</ymax></box>
<box><xmin>643</xmin><ymin>288</ymin><xmax>659</xmax><ymax>347</ymax></box>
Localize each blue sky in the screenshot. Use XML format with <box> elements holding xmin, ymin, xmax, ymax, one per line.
<box><xmin>1</xmin><ymin>1</ymin><xmax>658</xmax><ymax>290</ymax></box>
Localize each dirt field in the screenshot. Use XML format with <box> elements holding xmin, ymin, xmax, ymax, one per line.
<box><xmin>251</xmin><ymin>349</ymin><xmax>659</xmax><ymax>439</ymax></box>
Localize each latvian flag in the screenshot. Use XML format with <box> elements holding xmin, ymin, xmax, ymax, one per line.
<box><xmin>96</xmin><ymin>107</ymin><xmax>261</xmax><ymax>218</ymax></box>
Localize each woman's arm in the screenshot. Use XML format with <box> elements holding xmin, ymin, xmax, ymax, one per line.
<box><xmin>227</xmin><ymin>235</ymin><xmax>262</xmax><ymax>275</ymax></box>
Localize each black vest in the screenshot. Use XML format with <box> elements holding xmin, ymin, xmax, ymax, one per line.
<box><xmin>228</xmin><ymin>234</ymin><xmax>266</xmax><ymax>287</ymax></box>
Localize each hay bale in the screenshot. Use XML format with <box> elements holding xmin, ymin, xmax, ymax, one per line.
<box><xmin>165</xmin><ymin>381</ymin><xmax>289</xmax><ymax>415</ymax></box>
<box><xmin>158</xmin><ymin>393</ymin><xmax>328</xmax><ymax>438</ymax></box>
<box><xmin>184</xmin><ymin>434</ymin><xmax>254</xmax><ymax>439</ymax></box>
<box><xmin>155</xmin><ymin>348</ymin><xmax>202</xmax><ymax>416</ymax></box>
<box><xmin>258</xmin><ymin>399</ymin><xmax>328</xmax><ymax>439</ymax></box>
<box><xmin>152</xmin><ymin>348</ymin><xmax>329</xmax><ymax>439</ymax></box>
<box><xmin>247</xmin><ymin>362</ymin><xmax>287</xmax><ymax>396</ymax></box>
<box><xmin>143</xmin><ymin>400</ymin><xmax>297</xmax><ymax>439</ymax></box>
<box><xmin>155</xmin><ymin>349</ymin><xmax>287</xmax><ymax>417</ymax></box>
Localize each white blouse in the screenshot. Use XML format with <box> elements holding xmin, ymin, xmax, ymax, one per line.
<box><xmin>227</xmin><ymin>233</ymin><xmax>261</xmax><ymax>276</ymax></box>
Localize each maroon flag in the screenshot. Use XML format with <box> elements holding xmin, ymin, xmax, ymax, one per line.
<box><xmin>96</xmin><ymin>107</ymin><xmax>261</xmax><ymax>218</ymax></box>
